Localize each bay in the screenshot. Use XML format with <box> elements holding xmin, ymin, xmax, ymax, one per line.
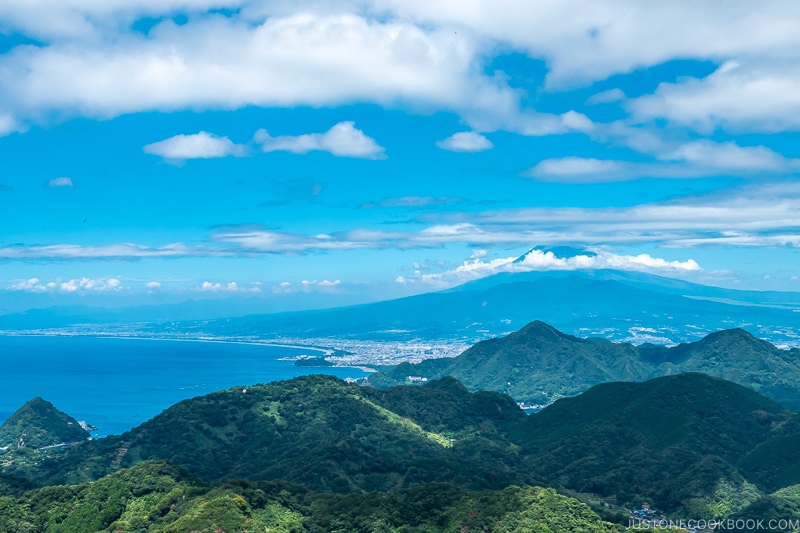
<box><xmin>0</xmin><ymin>335</ymin><xmax>368</xmax><ymax>437</ymax></box>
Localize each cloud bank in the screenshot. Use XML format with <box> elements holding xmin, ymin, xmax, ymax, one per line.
<box><xmin>3</xmin><ymin>182</ymin><xmax>800</xmax><ymax>261</ymax></box>
<box><xmin>397</xmin><ymin>248</ymin><xmax>702</xmax><ymax>287</ymax></box>
<box><xmin>6</xmin><ymin>277</ymin><xmax>123</xmax><ymax>293</ymax></box>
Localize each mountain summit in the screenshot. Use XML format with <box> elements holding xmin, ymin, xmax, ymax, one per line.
<box><xmin>0</xmin><ymin>397</ymin><xmax>89</xmax><ymax>449</ymax></box>
<box><xmin>371</xmin><ymin>321</ymin><xmax>800</xmax><ymax>409</ymax></box>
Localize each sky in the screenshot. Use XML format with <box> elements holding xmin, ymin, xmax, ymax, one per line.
<box><xmin>2</xmin><ymin>0</ymin><xmax>800</xmax><ymax>313</ymax></box>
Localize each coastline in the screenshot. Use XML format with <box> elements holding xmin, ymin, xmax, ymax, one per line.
<box><xmin>0</xmin><ymin>331</ymin><xmax>333</xmax><ymax>356</ymax></box>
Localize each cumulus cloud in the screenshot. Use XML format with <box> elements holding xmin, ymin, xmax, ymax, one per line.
<box><xmin>6</xmin><ymin>277</ymin><xmax>124</xmax><ymax>293</ymax></box>
<box><xmin>630</xmin><ymin>61</ymin><xmax>800</xmax><ymax>133</ymax></box>
<box><xmin>6</xmin><ymin>278</ymin><xmax>53</xmax><ymax>293</ymax></box>
<box><xmin>272</xmin><ymin>279</ymin><xmax>341</xmax><ymax>293</ymax></box>
<box><xmin>382</xmin><ymin>1</ymin><xmax>800</xmax><ymax>89</ymax></box>
<box><xmin>403</xmin><ymin>248</ymin><xmax>701</xmax><ymax>287</ymax></box>
<box><xmin>197</xmin><ymin>281</ymin><xmax>262</xmax><ymax>292</ymax></box>
<box><xmin>0</xmin><ymin>4</ymin><xmax>634</xmax><ymax>140</ymax></box>
<box><xmin>255</xmin><ymin>122</ymin><xmax>386</xmax><ymax>159</ymax></box>
<box><xmin>48</xmin><ymin>177</ymin><xmax>73</xmax><ymax>187</ymax></box>
<box><xmin>436</xmin><ymin>131</ymin><xmax>493</xmax><ymax>152</ymax></box>
<box><xmin>1</xmin><ymin>1</ymin><xmax>800</xmax><ymax>139</ymax></box>
<box><xmin>143</xmin><ymin>131</ymin><xmax>244</xmax><ymax>160</ymax></box>
<box><xmin>0</xmin><ymin>12</ymin><xmax>531</xmax><ymax>135</ymax></box>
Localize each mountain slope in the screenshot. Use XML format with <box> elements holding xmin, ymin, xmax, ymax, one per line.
<box><xmin>4</xmin><ymin>373</ymin><xmax>800</xmax><ymax>521</ymax></box>
<box><xmin>373</xmin><ymin>322</ymin><xmax>800</xmax><ymax>409</ymax></box>
<box><xmin>15</xmin><ymin>375</ymin><xmax>529</xmax><ymax>492</ymax></box>
<box><xmin>0</xmin><ymin>397</ymin><xmax>89</xmax><ymax>449</ymax></box>
<box><xmin>0</xmin><ymin>462</ymin><xmax>625</xmax><ymax>533</ymax></box>
<box><xmin>513</xmin><ymin>373</ymin><xmax>792</xmax><ymax>515</ymax></box>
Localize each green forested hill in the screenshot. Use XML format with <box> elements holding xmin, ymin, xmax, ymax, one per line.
<box><xmin>511</xmin><ymin>373</ymin><xmax>791</xmax><ymax>515</ymax></box>
<box><xmin>4</xmin><ymin>373</ymin><xmax>800</xmax><ymax>527</ymax></box>
<box><xmin>0</xmin><ymin>471</ymin><xmax>33</xmax><ymax>497</ymax></box>
<box><xmin>8</xmin><ymin>375</ymin><xmax>530</xmax><ymax>492</ymax></box>
<box><xmin>0</xmin><ymin>462</ymin><xmax>626</xmax><ymax>533</ymax></box>
<box><xmin>0</xmin><ymin>397</ymin><xmax>89</xmax><ymax>449</ymax></box>
<box><xmin>372</xmin><ymin>321</ymin><xmax>800</xmax><ymax>409</ymax></box>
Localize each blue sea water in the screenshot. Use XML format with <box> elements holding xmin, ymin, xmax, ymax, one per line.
<box><xmin>0</xmin><ymin>335</ymin><xmax>369</xmax><ymax>437</ymax></box>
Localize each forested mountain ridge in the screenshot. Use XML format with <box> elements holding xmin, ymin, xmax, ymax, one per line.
<box><xmin>371</xmin><ymin>321</ymin><xmax>800</xmax><ymax>409</ymax></box>
<box><xmin>4</xmin><ymin>372</ymin><xmax>800</xmax><ymax>525</ymax></box>
<box><xmin>0</xmin><ymin>397</ymin><xmax>89</xmax><ymax>450</ymax></box>
<box><xmin>0</xmin><ymin>462</ymin><xmax>628</xmax><ymax>533</ymax></box>
<box><xmin>2</xmin><ymin>375</ymin><xmax>531</xmax><ymax>493</ymax></box>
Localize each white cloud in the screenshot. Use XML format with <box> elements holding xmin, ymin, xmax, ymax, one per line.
<box><xmin>586</xmin><ymin>88</ymin><xmax>626</xmax><ymax>105</ymax></box>
<box><xmin>436</xmin><ymin>131</ymin><xmax>493</xmax><ymax>152</ymax></box>
<box><xmin>143</xmin><ymin>131</ymin><xmax>244</xmax><ymax>160</ymax></box>
<box><xmin>255</xmin><ymin>122</ymin><xmax>386</xmax><ymax>159</ymax></box>
<box><xmin>0</xmin><ymin>113</ymin><xmax>18</xmax><ymax>135</ymax></box>
<box><xmin>3</xmin><ymin>182</ymin><xmax>800</xmax><ymax>262</ymax></box>
<box><xmin>403</xmin><ymin>248</ymin><xmax>701</xmax><ymax>288</ymax></box>
<box><xmin>197</xmin><ymin>281</ymin><xmax>261</xmax><ymax>292</ymax></box>
<box><xmin>383</xmin><ymin>1</ymin><xmax>800</xmax><ymax>88</ymax></box>
<box><xmin>6</xmin><ymin>277</ymin><xmax>123</xmax><ymax>293</ymax></box>
<box><xmin>48</xmin><ymin>177</ymin><xmax>73</xmax><ymax>187</ymax></box>
<box><xmin>630</xmin><ymin>61</ymin><xmax>800</xmax><ymax>133</ymax></box>
<box><xmin>0</xmin><ymin>12</ymin><xmax>531</xmax><ymax>134</ymax></box>
<box><xmin>0</xmin><ymin>242</ymin><xmax>203</xmax><ymax>260</ymax></box>
<box><xmin>6</xmin><ymin>278</ymin><xmax>52</xmax><ymax>293</ymax></box>
<box><xmin>145</xmin><ymin>281</ymin><xmax>161</xmax><ymax>288</ymax></box>
<box><xmin>527</xmin><ymin>139</ymin><xmax>800</xmax><ymax>182</ymax></box>
<box><xmin>2</xmin><ymin>2</ymin><xmax>800</xmax><ymax>137</ymax></box>
<box><xmin>272</xmin><ymin>279</ymin><xmax>342</xmax><ymax>293</ymax></box>
<box><xmin>529</xmin><ymin>157</ymin><xmax>623</xmax><ymax>181</ymax></box>
<box><xmin>664</xmin><ymin>140</ymin><xmax>790</xmax><ymax>170</ymax></box>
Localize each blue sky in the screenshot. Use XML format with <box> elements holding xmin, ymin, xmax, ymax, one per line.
<box><xmin>2</xmin><ymin>1</ymin><xmax>800</xmax><ymax>312</ymax></box>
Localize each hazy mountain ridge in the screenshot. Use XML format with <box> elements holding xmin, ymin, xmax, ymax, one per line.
<box><xmin>179</xmin><ymin>274</ymin><xmax>800</xmax><ymax>345</ymax></box>
<box><xmin>372</xmin><ymin>321</ymin><xmax>800</xmax><ymax>409</ymax></box>
<box><xmin>4</xmin><ymin>270</ymin><xmax>800</xmax><ymax>347</ymax></box>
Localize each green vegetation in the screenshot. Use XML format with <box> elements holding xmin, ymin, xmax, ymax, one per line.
<box><xmin>371</xmin><ymin>321</ymin><xmax>800</xmax><ymax>409</ymax></box>
<box><xmin>7</xmin><ymin>375</ymin><xmax>531</xmax><ymax>493</ymax></box>
<box><xmin>0</xmin><ymin>462</ymin><xmax>626</xmax><ymax>533</ymax></box>
<box><xmin>0</xmin><ymin>397</ymin><xmax>90</xmax><ymax>449</ymax></box>
<box><xmin>510</xmin><ymin>373</ymin><xmax>794</xmax><ymax>515</ymax></box>
<box><xmin>5</xmin><ymin>372</ymin><xmax>800</xmax><ymax>528</ymax></box>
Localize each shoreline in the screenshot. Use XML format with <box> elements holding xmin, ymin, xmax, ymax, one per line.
<box><xmin>0</xmin><ymin>331</ymin><xmax>333</xmax><ymax>356</ymax></box>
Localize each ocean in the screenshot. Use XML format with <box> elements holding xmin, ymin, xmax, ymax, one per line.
<box><xmin>0</xmin><ymin>335</ymin><xmax>369</xmax><ymax>437</ymax></box>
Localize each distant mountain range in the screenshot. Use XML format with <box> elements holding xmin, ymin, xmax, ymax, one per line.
<box><xmin>3</xmin><ymin>268</ymin><xmax>800</xmax><ymax>346</ymax></box>
<box><xmin>370</xmin><ymin>321</ymin><xmax>800</xmax><ymax>409</ymax></box>
<box><xmin>4</xmin><ymin>372</ymin><xmax>800</xmax><ymax>525</ymax></box>
<box><xmin>169</xmin><ymin>270</ymin><xmax>800</xmax><ymax>345</ymax></box>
